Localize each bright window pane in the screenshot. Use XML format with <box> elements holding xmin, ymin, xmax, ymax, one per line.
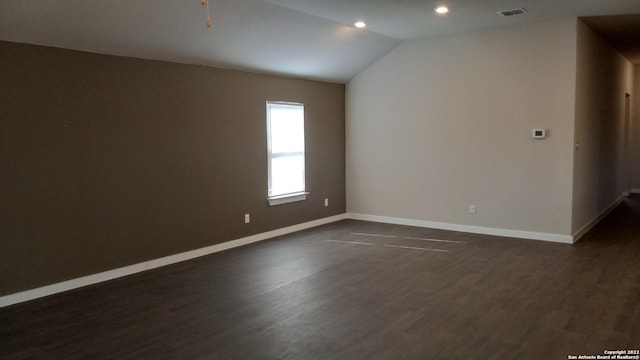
<box><xmin>269</xmin><ymin>105</ymin><xmax>304</xmax><ymax>153</ymax></box>
<box><xmin>270</xmin><ymin>155</ymin><xmax>305</xmax><ymax>196</ymax></box>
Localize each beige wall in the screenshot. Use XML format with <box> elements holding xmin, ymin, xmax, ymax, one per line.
<box><xmin>0</xmin><ymin>41</ymin><xmax>345</xmax><ymax>296</ymax></box>
<box><xmin>572</xmin><ymin>21</ymin><xmax>634</xmax><ymax>235</ymax></box>
<box><xmin>346</xmin><ymin>19</ymin><xmax>577</xmax><ymax>237</ymax></box>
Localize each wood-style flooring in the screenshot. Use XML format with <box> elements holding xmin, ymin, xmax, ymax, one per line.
<box><xmin>2</xmin><ymin>197</ymin><xmax>640</xmax><ymax>359</ymax></box>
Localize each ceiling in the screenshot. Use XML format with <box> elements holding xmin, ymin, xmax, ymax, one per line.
<box><xmin>0</xmin><ymin>0</ymin><xmax>639</xmax><ymax>83</ymax></box>
<box><xmin>581</xmin><ymin>14</ymin><xmax>640</xmax><ymax>64</ymax></box>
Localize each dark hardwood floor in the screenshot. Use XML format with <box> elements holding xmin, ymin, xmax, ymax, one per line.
<box><xmin>2</xmin><ymin>197</ymin><xmax>640</xmax><ymax>359</ymax></box>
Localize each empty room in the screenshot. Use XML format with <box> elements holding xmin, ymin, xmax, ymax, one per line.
<box><xmin>1</xmin><ymin>0</ymin><xmax>640</xmax><ymax>359</ymax></box>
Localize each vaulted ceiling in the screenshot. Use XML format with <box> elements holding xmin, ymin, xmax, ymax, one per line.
<box><xmin>1</xmin><ymin>0</ymin><xmax>638</xmax><ymax>83</ymax></box>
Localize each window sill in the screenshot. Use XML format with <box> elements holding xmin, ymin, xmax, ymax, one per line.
<box><xmin>267</xmin><ymin>192</ymin><xmax>309</xmax><ymax>206</ymax></box>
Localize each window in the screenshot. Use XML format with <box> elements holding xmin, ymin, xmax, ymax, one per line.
<box><xmin>266</xmin><ymin>101</ymin><xmax>307</xmax><ymax>205</ymax></box>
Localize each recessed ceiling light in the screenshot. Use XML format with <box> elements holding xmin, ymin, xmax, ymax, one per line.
<box><xmin>354</xmin><ymin>21</ymin><xmax>366</xmax><ymax>28</ymax></box>
<box><xmin>435</xmin><ymin>6</ymin><xmax>449</xmax><ymax>14</ymax></box>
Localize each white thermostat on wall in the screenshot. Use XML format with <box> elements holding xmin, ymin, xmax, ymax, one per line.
<box><xmin>532</xmin><ymin>129</ymin><xmax>546</xmax><ymax>139</ymax></box>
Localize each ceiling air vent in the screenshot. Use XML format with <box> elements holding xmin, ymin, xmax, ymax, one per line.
<box><xmin>497</xmin><ymin>8</ymin><xmax>528</xmax><ymax>17</ymax></box>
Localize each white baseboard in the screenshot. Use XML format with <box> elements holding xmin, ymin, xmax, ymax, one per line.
<box><xmin>346</xmin><ymin>213</ymin><xmax>573</xmax><ymax>244</ymax></box>
<box><xmin>631</xmin><ymin>188</ymin><xmax>640</xmax><ymax>194</ymax></box>
<box><xmin>572</xmin><ymin>196</ymin><xmax>624</xmax><ymax>243</ymax></box>
<box><xmin>0</xmin><ymin>214</ymin><xmax>347</xmax><ymax>308</ymax></box>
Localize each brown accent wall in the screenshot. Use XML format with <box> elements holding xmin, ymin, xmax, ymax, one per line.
<box><xmin>0</xmin><ymin>41</ymin><xmax>345</xmax><ymax>296</ymax></box>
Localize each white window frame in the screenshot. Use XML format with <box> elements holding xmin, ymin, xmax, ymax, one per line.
<box><xmin>266</xmin><ymin>101</ymin><xmax>308</xmax><ymax>206</ymax></box>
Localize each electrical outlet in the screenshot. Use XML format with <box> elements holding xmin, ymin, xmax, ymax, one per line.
<box><xmin>469</xmin><ymin>204</ymin><xmax>477</xmax><ymax>214</ymax></box>
<box><xmin>324</xmin><ymin>198</ymin><xmax>329</xmax><ymax>207</ymax></box>
<box><xmin>244</xmin><ymin>213</ymin><xmax>250</xmax><ymax>224</ymax></box>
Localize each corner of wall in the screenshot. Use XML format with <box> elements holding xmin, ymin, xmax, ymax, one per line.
<box><xmin>571</xmin><ymin>19</ymin><xmax>635</xmax><ymax>235</ymax></box>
